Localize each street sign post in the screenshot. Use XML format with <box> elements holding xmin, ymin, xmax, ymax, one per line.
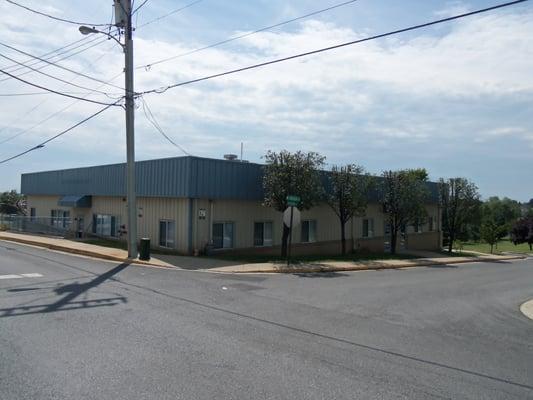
<box><xmin>284</xmin><ymin>199</ymin><xmax>301</xmax><ymax>267</ymax></box>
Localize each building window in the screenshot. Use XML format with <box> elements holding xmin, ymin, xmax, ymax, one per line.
<box><xmin>254</xmin><ymin>221</ymin><xmax>273</xmax><ymax>246</ymax></box>
<box><xmin>213</xmin><ymin>222</ymin><xmax>234</xmax><ymax>249</ymax></box>
<box><xmin>92</xmin><ymin>214</ymin><xmax>118</xmax><ymax>237</ymax></box>
<box><xmin>384</xmin><ymin>222</ymin><xmax>391</xmax><ymax>236</ymax></box>
<box><xmin>301</xmin><ymin>220</ymin><xmax>317</xmax><ymax>243</ymax></box>
<box><xmin>159</xmin><ymin>220</ymin><xmax>175</xmax><ymax>248</ymax></box>
<box><xmin>51</xmin><ymin>209</ymin><xmax>70</xmax><ymax>228</ymax></box>
<box><xmin>362</xmin><ymin>218</ymin><xmax>374</xmax><ymax>238</ymax></box>
<box><xmin>428</xmin><ymin>216</ymin><xmax>434</xmax><ymax>231</ymax></box>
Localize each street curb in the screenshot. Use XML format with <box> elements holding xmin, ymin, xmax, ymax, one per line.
<box><xmin>207</xmin><ymin>255</ymin><xmax>526</xmax><ymax>274</ymax></box>
<box><xmin>520</xmin><ymin>299</ymin><xmax>533</xmax><ymax>321</ymax></box>
<box><xmin>0</xmin><ymin>236</ymin><xmax>173</xmax><ymax>269</ymax></box>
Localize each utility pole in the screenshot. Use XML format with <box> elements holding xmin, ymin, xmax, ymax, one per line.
<box><xmin>118</xmin><ymin>0</ymin><xmax>137</xmax><ymax>258</ymax></box>
<box><xmin>80</xmin><ymin>1</ymin><xmax>137</xmax><ymax>258</ymax></box>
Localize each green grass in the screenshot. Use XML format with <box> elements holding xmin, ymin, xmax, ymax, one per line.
<box><xmin>212</xmin><ymin>251</ymin><xmax>418</xmax><ymax>264</ymax></box>
<box><xmin>82</xmin><ymin>238</ymin><xmax>128</xmax><ymax>250</ymax></box>
<box><xmin>460</xmin><ymin>240</ymin><xmax>532</xmax><ymax>255</ymax></box>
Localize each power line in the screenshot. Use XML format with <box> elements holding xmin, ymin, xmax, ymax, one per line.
<box><xmin>137</xmin><ymin>0</ymin><xmax>204</xmax><ymax>29</ymax></box>
<box><xmin>0</xmin><ymin>52</ymin><xmax>119</xmax><ymax>97</ymax></box>
<box><xmin>1</xmin><ymin>34</ymin><xmax>105</xmax><ymax>77</ymax></box>
<box><xmin>0</xmin><ymin>40</ymin><xmax>125</xmax><ymax>91</ymax></box>
<box><xmin>0</xmin><ymin>72</ymin><xmax>124</xmax><ymax>146</ymax></box>
<box><xmin>137</xmin><ymin>0</ymin><xmax>359</xmax><ymax>70</ymax></box>
<box><xmin>140</xmin><ymin>0</ymin><xmax>528</xmax><ymax>95</ymax></box>
<box><xmin>140</xmin><ymin>97</ymin><xmax>191</xmax><ymax>156</ymax></box>
<box><xmin>0</xmin><ymin>102</ymin><xmax>119</xmax><ymax>165</ymax></box>
<box><xmin>4</xmin><ymin>0</ymin><xmax>112</xmax><ymax>27</ymax></box>
<box><xmin>0</xmin><ymin>68</ymin><xmax>122</xmax><ymax>107</ymax></box>
<box><xmin>132</xmin><ymin>0</ymin><xmax>150</xmax><ymax>15</ymax></box>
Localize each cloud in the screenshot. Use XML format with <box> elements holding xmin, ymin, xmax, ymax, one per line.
<box><xmin>0</xmin><ymin>1</ymin><xmax>532</xmax><ymax>200</ymax></box>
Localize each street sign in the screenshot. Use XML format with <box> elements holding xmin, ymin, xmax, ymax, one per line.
<box><xmin>283</xmin><ymin>206</ymin><xmax>301</xmax><ymax>228</ymax></box>
<box><xmin>286</xmin><ymin>195</ymin><xmax>301</xmax><ymax>207</ymax></box>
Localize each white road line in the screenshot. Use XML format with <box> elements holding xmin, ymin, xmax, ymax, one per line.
<box><xmin>0</xmin><ymin>274</ymin><xmax>22</xmax><ymax>280</ymax></box>
<box><xmin>0</xmin><ymin>273</ymin><xmax>43</xmax><ymax>280</ymax></box>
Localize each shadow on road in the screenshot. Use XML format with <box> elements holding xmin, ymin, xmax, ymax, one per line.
<box><xmin>0</xmin><ymin>262</ymin><xmax>130</xmax><ymax>318</ymax></box>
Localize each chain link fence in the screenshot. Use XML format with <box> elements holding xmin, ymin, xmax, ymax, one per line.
<box><xmin>0</xmin><ymin>214</ymin><xmax>73</xmax><ymax>237</ymax></box>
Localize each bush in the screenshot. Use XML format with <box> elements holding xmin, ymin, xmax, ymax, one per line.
<box><xmin>0</xmin><ymin>224</ymin><xmax>8</xmax><ymax>231</ymax></box>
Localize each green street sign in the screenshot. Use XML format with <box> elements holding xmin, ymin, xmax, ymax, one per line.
<box><xmin>286</xmin><ymin>195</ymin><xmax>300</xmax><ymax>206</ymax></box>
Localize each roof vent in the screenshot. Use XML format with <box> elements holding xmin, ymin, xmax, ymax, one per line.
<box><xmin>223</xmin><ymin>154</ymin><xmax>238</xmax><ymax>161</ymax></box>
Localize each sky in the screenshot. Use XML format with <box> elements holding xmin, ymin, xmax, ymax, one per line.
<box><xmin>0</xmin><ymin>0</ymin><xmax>532</xmax><ymax>201</ymax></box>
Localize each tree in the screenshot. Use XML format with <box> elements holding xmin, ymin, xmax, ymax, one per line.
<box><xmin>262</xmin><ymin>150</ymin><xmax>325</xmax><ymax>257</ymax></box>
<box><xmin>480</xmin><ymin>220</ymin><xmax>507</xmax><ymax>254</ymax></box>
<box><xmin>481</xmin><ymin>197</ymin><xmax>521</xmax><ymax>231</ymax></box>
<box><xmin>379</xmin><ymin>169</ymin><xmax>429</xmax><ymax>254</ymax></box>
<box><xmin>439</xmin><ymin>178</ymin><xmax>480</xmax><ymax>253</ymax></box>
<box><xmin>0</xmin><ymin>190</ymin><xmax>26</xmax><ymax>215</ymax></box>
<box><xmin>326</xmin><ymin>164</ymin><xmax>372</xmax><ymax>255</ymax></box>
<box><xmin>510</xmin><ymin>217</ymin><xmax>533</xmax><ymax>251</ymax></box>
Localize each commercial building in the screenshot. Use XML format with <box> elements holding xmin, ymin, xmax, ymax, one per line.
<box><xmin>21</xmin><ymin>155</ymin><xmax>442</xmax><ymax>255</ymax></box>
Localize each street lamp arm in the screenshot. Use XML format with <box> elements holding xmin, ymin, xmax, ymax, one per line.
<box><xmin>78</xmin><ymin>26</ymin><xmax>124</xmax><ymax>50</ymax></box>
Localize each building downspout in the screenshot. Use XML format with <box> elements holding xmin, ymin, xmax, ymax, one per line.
<box><xmin>208</xmin><ymin>200</ymin><xmax>214</xmax><ymax>243</ymax></box>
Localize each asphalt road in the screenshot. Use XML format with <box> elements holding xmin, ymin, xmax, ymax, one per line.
<box><xmin>1</xmin><ymin>241</ymin><xmax>532</xmax><ymax>400</ymax></box>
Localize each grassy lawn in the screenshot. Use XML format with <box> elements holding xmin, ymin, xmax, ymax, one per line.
<box><xmin>212</xmin><ymin>252</ymin><xmax>418</xmax><ymax>264</ymax></box>
<box><xmin>460</xmin><ymin>240</ymin><xmax>532</xmax><ymax>255</ymax></box>
<box><xmin>82</xmin><ymin>238</ymin><xmax>128</xmax><ymax>250</ymax></box>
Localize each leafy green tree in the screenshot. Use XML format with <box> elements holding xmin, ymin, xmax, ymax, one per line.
<box><xmin>481</xmin><ymin>220</ymin><xmax>507</xmax><ymax>253</ymax></box>
<box><xmin>481</xmin><ymin>197</ymin><xmax>521</xmax><ymax>232</ymax></box>
<box><xmin>380</xmin><ymin>169</ymin><xmax>429</xmax><ymax>254</ymax></box>
<box><xmin>0</xmin><ymin>190</ymin><xmax>26</xmax><ymax>215</ymax></box>
<box><xmin>262</xmin><ymin>150</ymin><xmax>325</xmax><ymax>257</ymax></box>
<box><xmin>326</xmin><ymin>164</ymin><xmax>373</xmax><ymax>255</ymax></box>
<box><xmin>510</xmin><ymin>217</ymin><xmax>533</xmax><ymax>251</ymax></box>
<box><xmin>439</xmin><ymin>178</ymin><xmax>480</xmax><ymax>253</ymax></box>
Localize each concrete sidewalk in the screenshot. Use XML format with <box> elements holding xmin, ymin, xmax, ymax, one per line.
<box><xmin>0</xmin><ymin>231</ymin><xmax>174</xmax><ymax>268</ymax></box>
<box><xmin>0</xmin><ymin>231</ymin><xmax>526</xmax><ymax>274</ymax></box>
<box><xmin>208</xmin><ymin>253</ymin><xmax>526</xmax><ymax>273</ymax></box>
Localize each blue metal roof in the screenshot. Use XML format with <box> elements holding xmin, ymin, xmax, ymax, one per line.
<box><xmin>21</xmin><ymin>156</ymin><xmax>264</xmax><ymax>200</ymax></box>
<box><xmin>21</xmin><ymin>155</ymin><xmax>438</xmax><ymax>203</ymax></box>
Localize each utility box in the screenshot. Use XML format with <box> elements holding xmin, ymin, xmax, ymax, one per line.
<box><xmin>139</xmin><ymin>238</ymin><xmax>150</xmax><ymax>261</ymax></box>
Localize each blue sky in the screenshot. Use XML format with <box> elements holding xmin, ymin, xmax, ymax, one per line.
<box><xmin>0</xmin><ymin>0</ymin><xmax>532</xmax><ymax>201</ymax></box>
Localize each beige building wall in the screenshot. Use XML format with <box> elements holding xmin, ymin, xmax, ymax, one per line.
<box><xmin>26</xmin><ymin>195</ymin><xmax>442</xmax><ymax>255</ymax></box>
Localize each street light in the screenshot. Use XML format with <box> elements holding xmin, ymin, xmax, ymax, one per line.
<box><xmin>79</xmin><ymin>0</ymin><xmax>138</xmax><ymax>259</ymax></box>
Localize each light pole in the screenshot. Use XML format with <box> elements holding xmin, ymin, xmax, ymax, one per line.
<box><xmin>80</xmin><ymin>0</ymin><xmax>138</xmax><ymax>258</ymax></box>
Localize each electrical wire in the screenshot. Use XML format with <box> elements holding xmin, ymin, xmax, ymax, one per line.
<box><xmin>0</xmin><ymin>53</ymin><xmax>119</xmax><ymax>97</ymax></box>
<box><xmin>140</xmin><ymin>97</ymin><xmax>191</xmax><ymax>156</ymax></box>
<box><xmin>0</xmin><ymin>72</ymin><xmax>124</xmax><ymax>146</ymax></box>
<box><xmin>140</xmin><ymin>0</ymin><xmax>528</xmax><ymax>95</ymax></box>
<box><xmin>4</xmin><ymin>0</ymin><xmax>112</xmax><ymax>27</ymax></box>
<box><xmin>137</xmin><ymin>0</ymin><xmax>204</xmax><ymax>29</ymax></box>
<box><xmin>1</xmin><ymin>34</ymin><xmax>106</xmax><ymax>78</ymax></box>
<box><xmin>1</xmin><ymin>36</ymin><xmax>93</xmax><ymax>73</ymax></box>
<box><xmin>132</xmin><ymin>0</ymin><xmax>149</xmax><ymax>15</ymax></box>
<box><xmin>0</xmin><ymin>102</ymin><xmax>119</xmax><ymax>165</ymax></box>
<box><xmin>0</xmin><ymin>68</ymin><xmax>122</xmax><ymax>107</ymax></box>
<box><xmin>0</xmin><ymin>40</ymin><xmax>125</xmax><ymax>91</ymax></box>
<box><xmin>137</xmin><ymin>0</ymin><xmax>359</xmax><ymax>70</ymax></box>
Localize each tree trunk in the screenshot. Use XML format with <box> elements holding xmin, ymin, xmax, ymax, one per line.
<box><xmin>390</xmin><ymin>232</ymin><xmax>397</xmax><ymax>255</ymax></box>
<box><xmin>341</xmin><ymin>221</ymin><xmax>346</xmax><ymax>255</ymax></box>
<box><xmin>448</xmin><ymin>232</ymin><xmax>454</xmax><ymax>253</ymax></box>
<box><xmin>490</xmin><ymin>243</ymin><xmax>494</xmax><ymax>254</ymax></box>
<box><xmin>281</xmin><ymin>224</ymin><xmax>290</xmax><ymax>257</ymax></box>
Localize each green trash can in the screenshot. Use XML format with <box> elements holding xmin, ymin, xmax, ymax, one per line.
<box><xmin>139</xmin><ymin>238</ymin><xmax>150</xmax><ymax>261</ymax></box>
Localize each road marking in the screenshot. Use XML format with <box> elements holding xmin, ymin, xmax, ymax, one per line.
<box><xmin>0</xmin><ymin>274</ymin><xmax>22</xmax><ymax>280</ymax></box>
<box><xmin>520</xmin><ymin>299</ymin><xmax>533</xmax><ymax>321</ymax></box>
<box><xmin>0</xmin><ymin>273</ymin><xmax>43</xmax><ymax>280</ymax></box>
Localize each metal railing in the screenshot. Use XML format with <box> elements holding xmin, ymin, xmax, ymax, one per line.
<box><xmin>0</xmin><ymin>215</ymin><xmax>73</xmax><ymax>237</ymax></box>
